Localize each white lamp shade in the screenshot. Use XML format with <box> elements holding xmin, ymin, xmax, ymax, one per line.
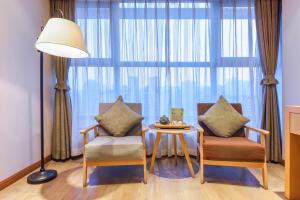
<box><xmin>35</xmin><ymin>18</ymin><xmax>88</xmax><ymax>58</ymax></box>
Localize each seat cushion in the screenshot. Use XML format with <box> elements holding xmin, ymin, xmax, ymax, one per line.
<box><xmin>203</xmin><ymin>136</ymin><xmax>265</xmax><ymax>162</ymax></box>
<box><xmin>85</xmin><ymin>136</ymin><xmax>144</xmax><ymax>161</ymax></box>
<box><xmin>95</xmin><ymin>96</ymin><xmax>144</xmax><ymax>137</ymax></box>
<box><xmin>198</xmin><ymin>95</ymin><xmax>249</xmax><ymax>137</ymax></box>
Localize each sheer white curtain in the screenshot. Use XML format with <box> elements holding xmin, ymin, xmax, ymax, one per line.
<box><xmin>69</xmin><ymin>0</ymin><xmax>262</xmax><ymax>157</ymax></box>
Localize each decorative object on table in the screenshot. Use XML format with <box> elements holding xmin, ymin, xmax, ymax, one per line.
<box><xmin>27</xmin><ymin>10</ymin><xmax>88</xmax><ymax>185</ymax></box>
<box><xmin>154</xmin><ymin>122</ymin><xmax>191</xmax><ymax>129</ymax></box>
<box><xmin>171</xmin><ymin>108</ymin><xmax>184</xmax><ymax>122</ymax></box>
<box><xmin>159</xmin><ymin>115</ymin><xmax>170</xmax><ymax>125</ymax></box>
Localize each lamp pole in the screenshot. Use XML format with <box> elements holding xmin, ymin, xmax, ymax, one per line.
<box><xmin>27</xmin><ymin>50</ymin><xmax>57</xmax><ymax>184</ymax></box>
<box><xmin>39</xmin><ymin>51</ymin><xmax>45</xmax><ymax>172</ymax></box>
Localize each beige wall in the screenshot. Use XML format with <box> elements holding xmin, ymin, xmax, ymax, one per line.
<box><xmin>0</xmin><ymin>0</ymin><xmax>53</xmax><ymax>180</ymax></box>
<box><xmin>282</xmin><ymin>0</ymin><xmax>300</xmax><ymax>159</ymax></box>
<box><xmin>282</xmin><ymin>0</ymin><xmax>300</xmax><ymax>106</ymax></box>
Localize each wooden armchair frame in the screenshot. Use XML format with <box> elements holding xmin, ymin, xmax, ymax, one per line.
<box><xmin>197</xmin><ymin>125</ymin><xmax>269</xmax><ymax>189</ymax></box>
<box><xmin>80</xmin><ymin>124</ymin><xmax>148</xmax><ymax>187</ymax></box>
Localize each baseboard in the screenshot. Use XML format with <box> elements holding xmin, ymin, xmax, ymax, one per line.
<box><xmin>0</xmin><ymin>155</ymin><xmax>52</xmax><ymax>191</ymax></box>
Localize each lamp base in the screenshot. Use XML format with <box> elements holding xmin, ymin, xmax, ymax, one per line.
<box><xmin>27</xmin><ymin>169</ymin><xmax>57</xmax><ymax>184</ymax></box>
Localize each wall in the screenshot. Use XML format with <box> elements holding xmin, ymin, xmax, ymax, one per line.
<box><xmin>282</xmin><ymin>0</ymin><xmax>300</xmax><ymax>159</ymax></box>
<box><xmin>0</xmin><ymin>0</ymin><xmax>53</xmax><ymax>180</ymax></box>
<box><xmin>282</xmin><ymin>0</ymin><xmax>300</xmax><ymax>106</ymax></box>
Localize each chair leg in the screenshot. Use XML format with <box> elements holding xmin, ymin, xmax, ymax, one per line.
<box><xmin>173</xmin><ymin>135</ymin><xmax>178</xmax><ymax>165</ymax></box>
<box><xmin>143</xmin><ymin>151</ymin><xmax>147</xmax><ymax>184</ymax></box>
<box><xmin>83</xmin><ymin>159</ymin><xmax>87</xmax><ymax>187</ymax></box>
<box><xmin>199</xmin><ymin>142</ymin><xmax>204</xmax><ymax>183</ymax></box>
<box><xmin>200</xmin><ymin>158</ymin><xmax>204</xmax><ymax>184</ymax></box>
<box><xmin>262</xmin><ymin>162</ymin><xmax>268</xmax><ymax>189</ymax></box>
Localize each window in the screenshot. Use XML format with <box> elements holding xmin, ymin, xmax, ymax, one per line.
<box><xmin>70</xmin><ymin>0</ymin><xmax>262</xmax><ymax>156</ymax></box>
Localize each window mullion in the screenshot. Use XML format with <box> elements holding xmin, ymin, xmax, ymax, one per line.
<box><xmin>209</xmin><ymin>1</ymin><xmax>221</xmax><ymax>100</ymax></box>
<box><xmin>110</xmin><ymin>1</ymin><xmax>120</xmax><ymax>96</ymax></box>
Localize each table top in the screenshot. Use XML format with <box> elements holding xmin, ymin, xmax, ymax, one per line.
<box><xmin>148</xmin><ymin>124</ymin><xmax>196</xmax><ymax>134</ymax></box>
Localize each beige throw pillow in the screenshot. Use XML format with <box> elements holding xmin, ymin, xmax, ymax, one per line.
<box><xmin>198</xmin><ymin>95</ymin><xmax>249</xmax><ymax>137</ymax></box>
<box><xmin>95</xmin><ymin>96</ymin><xmax>144</xmax><ymax>137</ymax></box>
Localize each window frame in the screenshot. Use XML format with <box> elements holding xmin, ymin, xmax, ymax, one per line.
<box><xmin>72</xmin><ymin>1</ymin><xmax>259</xmax><ymax>69</ymax></box>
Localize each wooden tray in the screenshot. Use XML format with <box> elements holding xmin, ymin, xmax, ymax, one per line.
<box><xmin>154</xmin><ymin>123</ymin><xmax>191</xmax><ymax>129</ymax></box>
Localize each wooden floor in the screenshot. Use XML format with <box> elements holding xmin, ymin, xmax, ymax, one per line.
<box><xmin>0</xmin><ymin>157</ymin><xmax>285</xmax><ymax>200</ymax></box>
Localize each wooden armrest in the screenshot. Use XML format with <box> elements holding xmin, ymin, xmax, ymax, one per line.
<box><xmin>142</xmin><ymin>125</ymin><xmax>148</xmax><ymax>133</ymax></box>
<box><xmin>244</xmin><ymin>125</ymin><xmax>269</xmax><ymax>135</ymax></box>
<box><xmin>80</xmin><ymin>124</ymin><xmax>98</xmax><ymax>134</ymax></box>
<box><xmin>80</xmin><ymin>124</ymin><xmax>99</xmax><ymax>145</ymax></box>
<box><xmin>195</xmin><ymin>124</ymin><xmax>204</xmax><ymax>134</ymax></box>
<box><xmin>245</xmin><ymin>125</ymin><xmax>268</xmax><ymax>147</ymax></box>
<box><xmin>141</xmin><ymin>125</ymin><xmax>148</xmax><ymax>148</ymax></box>
<box><xmin>195</xmin><ymin>124</ymin><xmax>204</xmax><ymax>145</ymax></box>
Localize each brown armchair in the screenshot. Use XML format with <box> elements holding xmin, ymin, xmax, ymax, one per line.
<box><xmin>197</xmin><ymin>103</ymin><xmax>269</xmax><ymax>189</ymax></box>
<box><xmin>80</xmin><ymin>103</ymin><xmax>147</xmax><ymax>187</ymax></box>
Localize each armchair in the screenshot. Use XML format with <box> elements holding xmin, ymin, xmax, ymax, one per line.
<box><xmin>197</xmin><ymin>103</ymin><xmax>269</xmax><ymax>189</ymax></box>
<box><xmin>80</xmin><ymin>103</ymin><xmax>147</xmax><ymax>187</ymax></box>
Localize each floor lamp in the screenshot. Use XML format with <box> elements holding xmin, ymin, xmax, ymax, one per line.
<box><xmin>27</xmin><ymin>18</ymin><xmax>88</xmax><ymax>184</ymax></box>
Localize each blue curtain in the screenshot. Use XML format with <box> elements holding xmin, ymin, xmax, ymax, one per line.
<box><xmin>69</xmin><ymin>0</ymin><xmax>262</xmax><ymax>156</ymax></box>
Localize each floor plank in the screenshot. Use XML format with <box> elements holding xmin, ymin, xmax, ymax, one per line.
<box><xmin>0</xmin><ymin>157</ymin><xmax>285</xmax><ymax>200</ymax></box>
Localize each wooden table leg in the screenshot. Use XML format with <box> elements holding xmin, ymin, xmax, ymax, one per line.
<box><xmin>178</xmin><ymin>134</ymin><xmax>195</xmax><ymax>178</ymax></box>
<box><xmin>173</xmin><ymin>134</ymin><xmax>177</xmax><ymax>165</ymax></box>
<box><xmin>149</xmin><ymin>132</ymin><xmax>162</xmax><ymax>173</ymax></box>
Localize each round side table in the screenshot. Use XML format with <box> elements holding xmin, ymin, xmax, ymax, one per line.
<box><xmin>148</xmin><ymin>124</ymin><xmax>196</xmax><ymax>178</ymax></box>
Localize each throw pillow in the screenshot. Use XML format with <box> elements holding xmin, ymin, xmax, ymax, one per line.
<box><xmin>198</xmin><ymin>95</ymin><xmax>249</xmax><ymax>137</ymax></box>
<box><xmin>95</xmin><ymin>96</ymin><xmax>144</xmax><ymax>137</ymax></box>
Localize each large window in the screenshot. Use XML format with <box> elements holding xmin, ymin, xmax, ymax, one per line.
<box><xmin>69</xmin><ymin>0</ymin><xmax>262</xmax><ymax>156</ymax></box>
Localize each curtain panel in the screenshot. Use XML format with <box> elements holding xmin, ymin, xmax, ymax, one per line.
<box><xmin>50</xmin><ymin>0</ymin><xmax>75</xmax><ymax>161</ymax></box>
<box><xmin>70</xmin><ymin>0</ymin><xmax>262</xmax><ymax>157</ymax></box>
<box><xmin>255</xmin><ymin>0</ymin><xmax>282</xmax><ymax>162</ymax></box>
